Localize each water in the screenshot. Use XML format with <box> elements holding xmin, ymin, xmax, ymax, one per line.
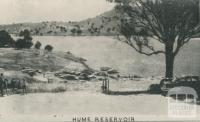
<box><xmin>32</xmin><ymin>36</ymin><xmax>200</xmax><ymax>77</ymax></box>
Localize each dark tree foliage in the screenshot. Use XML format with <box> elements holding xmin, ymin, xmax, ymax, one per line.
<box><xmin>45</xmin><ymin>45</ymin><xmax>53</xmax><ymax>52</ymax></box>
<box><xmin>19</xmin><ymin>29</ymin><xmax>32</xmax><ymax>39</ymax></box>
<box><xmin>77</xmin><ymin>29</ymin><xmax>82</xmax><ymax>35</ymax></box>
<box><xmin>16</xmin><ymin>29</ymin><xmax>33</xmax><ymax>49</ymax></box>
<box><xmin>34</xmin><ymin>41</ymin><xmax>42</xmax><ymax>49</ymax></box>
<box><xmin>71</xmin><ymin>28</ymin><xmax>82</xmax><ymax>35</ymax></box>
<box><xmin>15</xmin><ymin>38</ymin><xmax>33</xmax><ymax>49</ymax></box>
<box><xmin>109</xmin><ymin>0</ymin><xmax>200</xmax><ymax>78</ymax></box>
<box><xmin>107</xmin><ymin>28</ymin><xmax>111</xmax><ymax>33</ymax></box>
<box><xmin>0</xmin><ymin>30</ymin><xmax>15</xmax><ymax>48</ymax></box>
<box><xmin>71</xmin><ymin>28</ymin><xmax>76</xmax><ymax>35</ymax></box>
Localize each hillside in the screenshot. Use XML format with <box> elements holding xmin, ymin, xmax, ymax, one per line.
<box><xmin>0</xmin><ymin>48</ymin><xmax>89</xmax><ymax>71</ymax></box>
<box><xmin>0</xmin><ymin>9</ymin><xmax>120</xmax><ymax>36</ymax></box>
<box><xmin>0</xmin><ymin>48</ymin><xmax>94</xmax><ymax>82</ymax></box>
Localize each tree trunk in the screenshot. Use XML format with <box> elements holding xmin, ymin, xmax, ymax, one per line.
<box><xmin>165</xmin><ymin>44</ymin><xmax>175</xmax><ymax>78</ymax></box>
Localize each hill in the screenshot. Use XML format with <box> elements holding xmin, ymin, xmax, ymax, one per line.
<box><xmin>0</xmin><ymin>9</ymin><xmax>120</xmax><ymax>36</ymax></box>
<box><xmin>0</xmin><ymin>48</ymin><xmax>94</xmax><ymax>82</ymax></box>
<box><xmin>0</xmin><ymin>48</ymin><xmax>89</xmax><ymax>71</ymax></box>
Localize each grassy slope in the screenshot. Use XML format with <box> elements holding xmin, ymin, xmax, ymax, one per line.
<box><xmin>0</xmin><ymin>48</ymin><xmax>94</xmax><ymax>92</ymax></box>
<box><xmin>0</xmin><ymin>48</ymin><xmax>89</xmax><ymax>72</ymax></box>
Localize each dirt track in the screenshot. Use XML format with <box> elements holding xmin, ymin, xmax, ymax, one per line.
<box><xmin>0</xmin><ymin>91</ymin><xmax>200</xmax><ymax>122</ymax></box>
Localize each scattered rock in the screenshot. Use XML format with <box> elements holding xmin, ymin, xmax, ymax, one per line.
<box><xmin>62</xmin><ymin>74</ymin><xmax>77</xmax><ymax>80</ymax></box>
<box><xmin>134</xmin><ymin>75</ymin><xmax>142</xmax><ymax>78</ymax></box>
<box><xmin>94</xmin><ymin>72</ymin><xmax>107</xmax><ymax>76</ymax></box>
<box><xmin>81</xmin><ymin>69</ymin><xmax>94</xmax><ymax>75</ymax></box>
<box><xmin>107</xmin><ymin>69</ymin><xmax>118</xmax><ymax>74</ymax></box>
<box><xmin>79</xmin><ymin>57</ymin><xmax>87</xmax><ymax>62</ymax></box>
<box><xmin>78</xmin><ymin>75</ymin><xmax>90</xmax><ymax>80</ymax></box>
<box><xmin>55</xmin><ymin>68</ymin><xmax>95</xmax><ymax>81</ymax></box>
<box><xmin>55</xmin><ymin>67</ymin><xmax>119</xmax><ymax>81</ymax></box>
<box><xmin>100</xmin><ymin>67</ymin><xmax>111</xmax><ymax>71</ymax></box>
<box><xmin>21</xmin><ymin>67</ymin><xmax>41</xmax><ymax>77</ymax></box>
<box><xmin>88</xmin><ymin>74</ymin><xmax>97</xmax><ymax>79</ymax></box>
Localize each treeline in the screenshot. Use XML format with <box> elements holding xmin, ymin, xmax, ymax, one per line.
<box><xmin>0</xmin><ymin>29</ymin><xmax>53</xmax><ymax>52</ymax></box>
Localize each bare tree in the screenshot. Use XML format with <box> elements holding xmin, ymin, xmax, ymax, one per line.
<box><xmin>110</xmin><ymin>0</ymin><xmax>200</xmax><ymax>78</ymax></box>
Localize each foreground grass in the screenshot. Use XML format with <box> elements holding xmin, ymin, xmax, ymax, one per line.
<box><xmin>26</xmin><ymin>80</ymin><xmax>102</xmax><ymax>93</ymax></box>
<box><xmin>24</xmin><ymin>78</ymin><xmax>160</xmax><ymax>94</ymax></box>
<box><xmin>26</xmin><ymin>83</ymin><xmax>67</xmax><ymax>93</ymax></box>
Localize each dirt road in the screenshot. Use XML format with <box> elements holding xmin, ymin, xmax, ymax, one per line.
<box><xmin>0</xmin><ymin>91</ymin><xmax>200</xmax><ymax>122</ymax></box>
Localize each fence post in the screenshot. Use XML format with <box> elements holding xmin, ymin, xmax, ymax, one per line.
<box><xmin>107</xmin><ymin>78</ymin><xmax>109</xmax><ymax>92</ymax></box>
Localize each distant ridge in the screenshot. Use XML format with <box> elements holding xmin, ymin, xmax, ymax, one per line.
<box><xmin>0</xmin><ymin>9</ymin><xmax>120</xmax><ymax>36</ymax></box>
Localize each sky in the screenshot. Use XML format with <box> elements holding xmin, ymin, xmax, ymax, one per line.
<box><xmin>0</xmin><ymin>0</ymin><xmax>115</xmax><ymax>24</ymax></box>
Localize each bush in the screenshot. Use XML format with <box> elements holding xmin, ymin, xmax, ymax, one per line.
<box><xmin>71</xmin><ymin>28</ymin><xmax>76</xmax><ymax>35</ymax></box>
<box><xmin>15</xmin><ymin>29</ymin><xmax>33</xmax><ymax>49</ymax></box>
<box><xmin>44</xmin><ymin>45</ymin><xmax>53</xmax><ymax>52</ymax></box>
<box><xmin>26</xmin><ymin>83</ymin><xmax>67</xmax><ymax>93</ymax></box>
<box><xmin>19</xmin><ymin>29</ymin><xmax>31</xmax><ymax>38</ymax></box>
<box><xmin>77</xmin><ymin>29</ymin><xmax>82</xmax><ymax>35</ymax></box>
<box><xmin>52</xmin><ymin>86</ymin><xmax>66</xmax><ymax>93</ymax></box>
<box><xmin>0</xmin><ymin>30</ymin><xmax>15</xmax><ymax>47</ymax></box>
<box><xmin>15</xmin><ymin>38</ymin><xmax>33</xmax><ymax>49</ymax></box>
<box><xmin>34</xmin><ymin>41</ymin><xmax>42</xmax><ymax>49</ymax></box>
<box><xmin>148</xmin><ymin>84</ymin><xmax>161</xmax><ymax>94</ymax></box>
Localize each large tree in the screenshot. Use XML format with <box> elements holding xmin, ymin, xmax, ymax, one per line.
<box><xmin>109</xmin><ymin>0</ymin><xmax>200</xmax><ymax>78</ymax></box>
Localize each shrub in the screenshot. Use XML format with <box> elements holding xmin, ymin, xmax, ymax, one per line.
<box><xmin>0</xmin><ymin>30</ymin><xmax>15</xmax><ymax>47</ymax></box>
<box><xmin>15</xmin><ymin>38</ymin><xmax>33</xmax><ymax>49</ymax></box>
<box><xmin>15</xmin><ymin>29</ymin><xmax>33</xmax><ymax>49</ymax></box>
<box><xmin>34</xmin><ymin>41</ymin><xmax>42</xmax><ymax>49</ymax></box>
<box><xmin>148</xmin><ymin>84</ymin><xmax>161</xmax><ymax>94</ymax></box>
<box><xmin>19</xmin><ymin>29</ymin><xmax>31</xmax><ymax>38</ymax></box>
<box><xmin>52</xmin><ymin>86</ymin><xmax>66</xmax><ymax>93</ymax></box>
<box><xmin>44</xmin><ymin>45</ymin><xmax>53</xmax><ymax>52</ymax></box>
<box><xmin>71</xmin><ymin>28</ymin><xmax>76</xmax><ymax>35</ymax></box>
<box><xmin>77</xmin><ymin>29</ymin><xmax>82</xmax><ymax>35</ymax></box>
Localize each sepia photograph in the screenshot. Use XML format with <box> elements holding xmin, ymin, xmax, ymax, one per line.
<box><xmin>0</xmin><ymin>0</ymin><xmax>200</xmax><ymax>122</ymax></box>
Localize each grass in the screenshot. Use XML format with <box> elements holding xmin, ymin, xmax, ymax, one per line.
<box><xmin>4</xmin><ymin>78</ymin><xmax>160</xmax><ymax>93</ymax></box>
<box><xmin>1</xmin><ymin>77</ymin><xmax>161</xmax><ymax>95</ymax></box>
<box><xmin>26</xmin><ymin>83</ymin><xmax>67</xmax><ymax>93</ymax></box>
<box><xmin>0</xmin><ymin>48</ymin><xmax>88</xmax><ymax>72</ymax></box>
<box><xmin>25</xmin><ymin>79</ymin><xmax>101</xmax><ymax>93</ymax></box>
<box><xmin>24</xmin><ymin>77</ymin><xmax>158</xmax><ymax>93</ymax></box>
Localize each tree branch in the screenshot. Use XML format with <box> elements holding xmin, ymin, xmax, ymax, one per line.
<box><xmin>120</xmin><ymin>37</ymin><xmax>165</xmax><ymax>56</ymax></box>
<box><xmin>173</xmin><ymin>37</ymin><xmax>191</xmax><ymax>56</ymax></box>
<box><xmin>136</xmin><ymin>0</ymin><xmax>165</xmax><ymax>41</ymax></box>
<box><xmin>128</xmin><ymin>41</ymin><xmax>165</xmax><ymax>56</ymax></box>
